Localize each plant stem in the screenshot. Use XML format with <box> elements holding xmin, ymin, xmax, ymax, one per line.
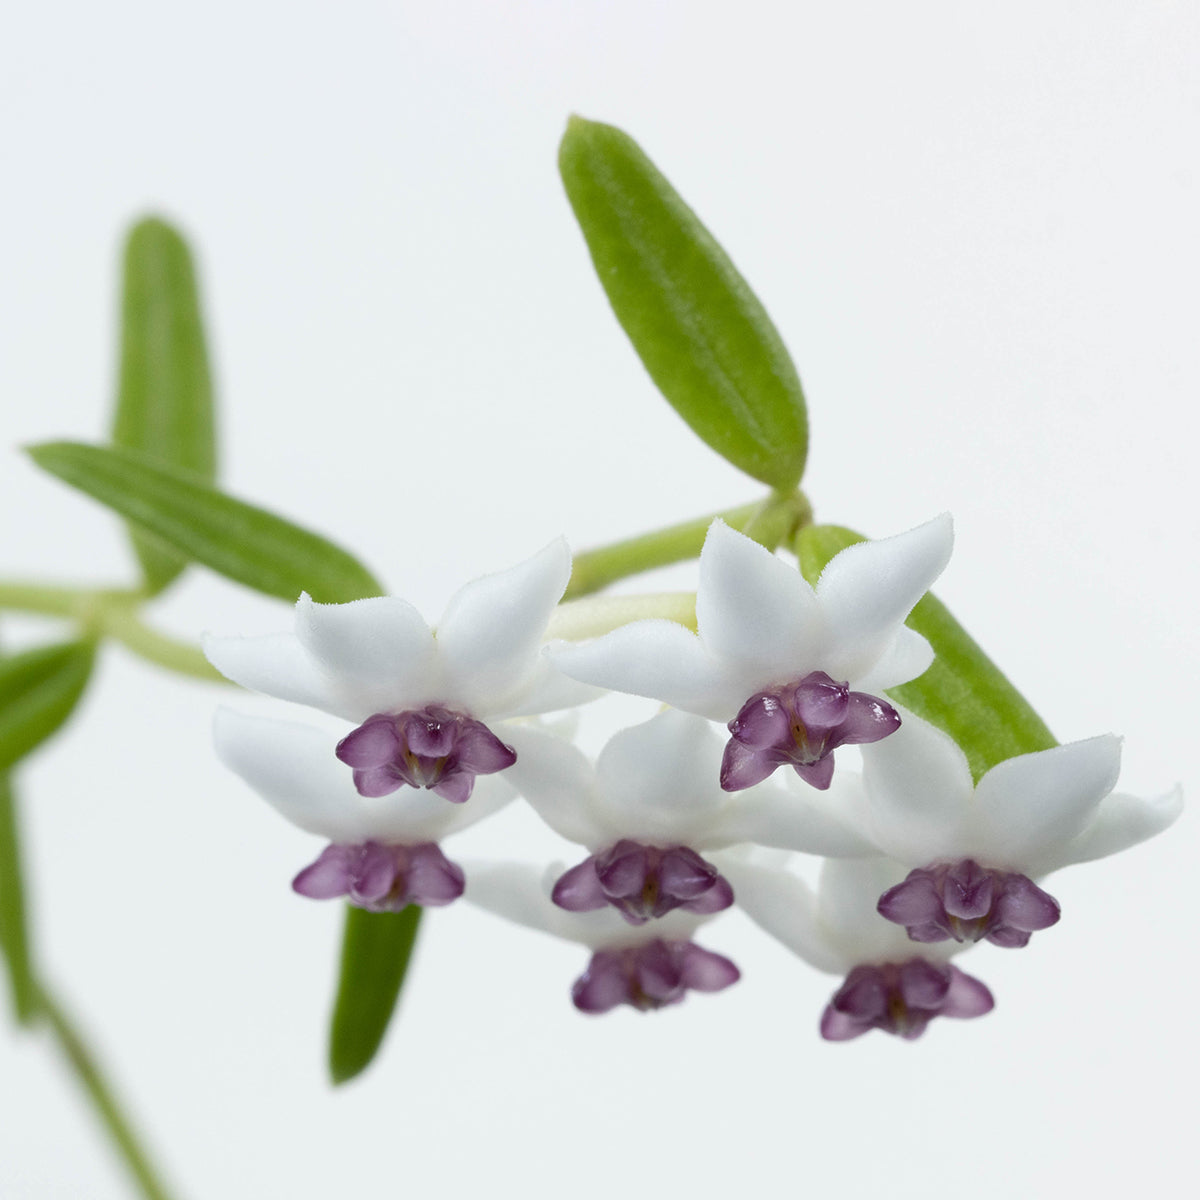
<box><xmin>0</xmin><ymin>581</ymin><xmax>225</xmax><ymax>684</ymax></box>
<box><xmin>39</xmin><ymin>984</ymin><xmax>182</xmax><ymax>1200</ymax></box>
<box><xmin>563</xmin><ymin>492</ymin><xmax>811</xmax><ymax>600</ymax></box>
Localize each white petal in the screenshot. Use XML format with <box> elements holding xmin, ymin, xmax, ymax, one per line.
<box><xmin>860</xmin><ymin>712</ymin><xmax>976</xmax><ymax>864</ymax></box>
<box><xmin>462</xmin><ymin>861</ymin><xmax>654</xmax><ymax>948</ymax></box>
<box><xmin>816</xmin><ymin>857</ymin><xmax>953</xmax><ymax>966</ymax></box>
<box><xmin>717</xmin><ymin>853</ymin><xmax>843</xmax><ymax>973</ymax></box>
<box><xmin>1037</xmin><ymin>784</ymin><xmax>1183</xmax><ymax>874</ymax></box>
<box><xmin>973</xmin><ymin>735</ymin><xmax>1122</xmax><ymax>869</ymax></box>
<box><xmin>717</xmin><ymin>773</ymin><xmax>879</xmax><ymax>857</ymax></box>
<box><xmin>696</xmin><ymin>520</ymin><xmax>823</xmax><ymax>672</ymax></box>
<box><xmin>436</xmin><ymin>539</ymin><xmax>572</xmax><ymax>713</ymax></box>
<box><xmin>212</xmin><ymin>708</ymin><xmax>373</xmax><ymax>841</ymax></box>
<box><xmin>500</xmin><ymin>725</ymin><xmax>601</xmax><ymax>846</ymax></box>
<box><xmin>592</xmin><ymin>710</ymin><xmax>728</xmax><ymax>845</ymax></box>
<box><xmin>203</xmin><ymin>632</ymin><xmax>346</xmax><ymax>718</ymax></box>
<box><xmin>553</xmin><ymin>620</ymin><xmax>742</xmax><ymax>720</ymax></box>
<box><xmin>491</xmin><ymin>653</ymin><xmax>604</xmax><ymax>719</ymax></box>
<box><xmin>854</xmin><ymin>626</ymin><xmax>934</xmax><ymax>693</ymax></box>
<box><xmin>293</xmin><ymin>593</ymin><xmax>437</xmax><ymax>717</ymax></box>
<box><xmin>817</xmin><ymin>514</ymin><xmax>953</xmax><ymax>683</ymax></box>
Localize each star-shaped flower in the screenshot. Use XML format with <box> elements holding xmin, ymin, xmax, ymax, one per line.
<box><xmin>506</xmin><ymin>709</ymin><xmax>873</xmax><ymax>925</ymax></box>
<box><xmin>843</xmin><ymin>712</ymin><xmax>1183</xmax><ymax>948</ymax></box>
<box><xmin>722</xmin><ymin>853</ymin><xmax>994</xmax><ymax>1041</ymax></box>
<box><xmin>215</xmin><ymin>709</ymin><xmax>516</xmax><ymax>909</ymax></box>
<box><xmin>464</xmin><ymin>862</ymin><xmax>739</xmax><ymax>1014</ymax></box>
<box><xmin>205</xmin><ymin>540</ymin><xmax>596</xmax><ymax>804</ymax></box>
<box><xmin>553</xmin><ymin>516</ymin><xmax>953</xmax><ymax>790</ymax></box>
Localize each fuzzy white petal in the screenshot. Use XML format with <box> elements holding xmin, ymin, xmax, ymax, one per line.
<box><xmin>717</xmin><ymin>773</ymin><xmax>879</xmax><ymax>857</ymax></box>
<box><xmin>294</xmin><ymin>593</ymin><xmax>438</xmax><ymax>717</ymax></box>
<box><xmin>203</xmin><ymin>633</ymin><xmax>347</xmax><ymax>718</ymax></box>
<box><xmin>717</xmin><ymin>853</ymin><xmax>844</xmax><ymax>974</ymax></box>
<box><xmin>696</xmin><ymin>520</ymin><xmax>823</xmax><ymax>672</ymax></box>
<box><xmin>501</xmin><ymin>725</ymin><xmax>602</xmax><ymax>846</ymax></box>
<box><xmin>973</xmin><ymin>735</ymin><xmax>1122</xmax><ymax>868</ymax></box>
<box><xmin>213</xmin><ymin>709</ymin><xmax>375</xmax><ymax>842</ymax></box>
<box><xmin>860</xmin><ymin>713</ymin><xmax>976</xmax><ymax>864</ymax></box>
<box><xmin>437</xmin><ymin>539</ymin><xmax>572</xmax><ymax>713</ymax></box>
<box><xmin>462</xmin><ymin>861</ymin><xmax>703</xmax><ymax>949</ymax></box>
<box><xmin>591</xmin><ymin>709</ymin><xmax>728</xmax><ymax>844</ymax></box>
<box><xmin>854</xmin><ymin>626</ymin><xmax>935</xmax><ymax>693</ymax></box>
<box><xmin>553</xmin><ymin>620</ymin><xmax>741</xmax><ymax>720</ymax></box>
<box><xmin>816</xmin><ymin>857</ymin><xmax>955</xmax><ymax>966</ymax></box>
<box><xmin>1037</xmin><ymin>784</ymin><xmax>1183</xmax><ymax>874</ymax></box>
<box><xmin>817</xmin><ymin>514</ymin><xmax>953</xmax><ymax>683</ymax></box>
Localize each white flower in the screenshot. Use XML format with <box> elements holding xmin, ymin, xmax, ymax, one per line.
<box><xmin>839</xmin><ymin>711</ymin><xmax>1183</xmax><ymax>948</ymax></box>
<box><xmin>214</xmin><ymin>709</ymin><xmax>515</xmax><ymax>910</ymax></box>
<box><xmin>464</xmin><ymin>861</ymin><xmax>740</xmax><ymax>1014</ymax></box>
<box><xmin>723</xmin><ymin>853</ymin><xmax>993</xmax><ymax>1040</ymax></box>
<box><xmin>204</xmin><ymin>540</ymin><xmax>597</xmax><ymax>805</ymax></box>
<box><xmin>505</xmin><ymin>709</ymin><xmax>873</xmax><ymax>924</ymax></box>
<box><xmin>552</xmin><ymin>516</ymin><xmax>953</xmax><ymax>790</ymax></box>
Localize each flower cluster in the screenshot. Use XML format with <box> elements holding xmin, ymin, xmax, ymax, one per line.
<box><xmin>206</xmin><ymin>518</ymin><xmax>1180</xmax><ymax>1040</ymax></box>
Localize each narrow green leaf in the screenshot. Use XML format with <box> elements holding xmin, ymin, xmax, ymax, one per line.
<box><xmin>559</xmin><ymin>116</ymin><xmax>808</xmax><ymax>490</ymax></box>
<box><xmin>0</xmin><ymin>775</ymin><xmax>39</xmax><ymax>1024</ymax></box>
<box><xmin>0</xmin><ymin>641</ymin><xmax>95</xmax><ymax>773</ymax></box>
<box><xmin>27</xmin><ymin>442</ymin><xmax>382</xmax><ymax>604</ymax></box>
<box><xmin>112</xmin><ymin>217</ymin><xmax>217</xmax><ymax>595</ymax></box>
<box><xmin>329</xmin><ymin>905</ymin><xmax>422</xmax><ymax>1084</ymax></box>
<box><xmin>796</xmin><ymin>525</ymin><xmax>1057</xmax><ymax>780</ymax></box>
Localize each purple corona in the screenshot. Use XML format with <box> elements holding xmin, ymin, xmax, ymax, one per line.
<box><xmin>292</xmin><ymin>840</ymin><xmax>465</xmax><ymax>912</ymax></box>
<box><xmin>721</xmin><ymin>671</ymin><xmax>900</xmax><ymax>791</ymax></box>
<box><xmin>877</xmin><ymin>859</ymin><xmax>1061</xmax><ymax>948</ymax></box>
<box><xmin>572</xmin><ymin>939</ymin><xmax>740</xmax><ymax>1013</ymax></box>
<box><xmin>552</xmin><ymin>840</ymin><xmax>735</xmax><ymax>925</ymax></box>
<box><xmin>336</xmin><ymin>705</ymin><xmax>516</xmax><ymax>803</ymax></box>
<box><xmin>820</xmin><ymin>958</ymin><xmax>994</xmax><ymax>1041</ymax></box>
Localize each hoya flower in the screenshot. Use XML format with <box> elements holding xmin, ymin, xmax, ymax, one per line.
<box><xmin>722</xmin><ymin>853</ymin><xmax>994</xmax><ymax>1041</ymax></box>
<box><xmin>464</xmin><ymin>862</ymin><xmax>739</xmax><ymax>1014</ymax></box>
<box><xmin>506</xmin><ymin>710</ymin><xmax>873</xmax><ymax>926</ymax></box>
<box><xmin>849</xmin><ymin>712</ymin><xmax>1183</xmax><ymax>948</ymax></box>
<box><xmin>554</xmin><ymin>516</ymin><xmax>953</xmax><ymax>790</ymax></box>
<box><xmin>205</xmin><ymin>541</ymin><xmax>594</xmax><ymax>805</ymax></box>
<box><xmin>214</xmin><ymin>709</ymin><xmax>515</xmax><ymax>910</ymax></box>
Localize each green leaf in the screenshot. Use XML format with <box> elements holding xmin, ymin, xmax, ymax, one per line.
<box><xmin>27</xmin><ymin>442</ymin><xmax>383</xmax><ymax>604</ymax></box>
<box><xmin>328</xmin><ymin>905</ymin><xmax>422</xmax><ymax>1084</ymax></box>
<box><xmin>0</xmin><ymin>775</ymin><xmax>39</xmax><ymax>1024</ymax></box>
<box><xmin>796</xmin><ymin>524</ymin><xmax>1057</xmax><ymax>780</ymax></box>
<box><xmin>0</xmin><ymin>641</ymin><xmax>95</xmax><ymax>773</ymax></box>
<box><xmin>559</xmin><ymin>116</ymin><xmax>808</xmax><ymax>491</ymax></box>
<box><xmin>112</xmin><ymin>216</ymin><xmax>217</xmax><ymax>595</ymax></box>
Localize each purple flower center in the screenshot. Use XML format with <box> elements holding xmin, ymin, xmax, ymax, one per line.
<box><xmin>335</xmin><ymin>704</ymin><xmax>517</xmax><ymax>803</ymax></box>
<box><xmin>820</xmin><ymin>958</ymin><xmax>994</xmax><ymax>1041</ymax></box>
<box><xmin>721</xmin><ymin>670</ymin><xmax>900</xmax><ymax>792</ymax></box>
<box><xmin>292</xmin><ymin>840</ymin><xmax>465</xmax><ymax>912</ymax></box>
<box><xmin>877</xmin><ymin>859</ymin><xmax>1061</xmax><ymax>948</ymax></box>
<box><xmin>551</xmin><ymin>840</ymin><xmax>735</xmax><ymax>925</ymax></box>
<box><xmin>572</xmin><ymin>939</ymin><xmax>740</xmax><ymax>1014</ymax></box>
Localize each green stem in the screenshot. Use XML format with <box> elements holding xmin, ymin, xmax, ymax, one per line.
<box><xmin>563</xmin><ymin>492</ymin><xmax>811</xmax><ymax>600</ymax></box>
<box><xmin>0</xmin><ymin>581</ymin><xmax>224</xmax><ymax>684</ymax></box>
<box><xmin>39</xmin><ymin>985</ymin><xmax>182</xmax><ymax>1200</ymax></box>
<box><xmin>100</xmin><ymin>603</ymin><xmax>225</xmax><ymax>683</ymax></box>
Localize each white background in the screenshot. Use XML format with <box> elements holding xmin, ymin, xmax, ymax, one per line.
<box><xmin>1</xmin><ymin>2</ymin><xmax>1197</xmax><ymax>1197</ymax></box>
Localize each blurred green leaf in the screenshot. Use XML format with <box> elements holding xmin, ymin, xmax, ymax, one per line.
<box><xmin>0</xmin><ymin>775</ymin><xmax>39</xmax><ymax>1024</ymax></box>
<box><xmin>112</xmin><ymin>216</ymin><xmax>217</xmax><ymax>595</ymax></box>
<box><xmin>27</xmin><ymin>442</ymin><xmax>382</xmax><ymax>604</ymax></box>
<box><xmin>559</xmin><ymin>116</ymin><xmax>808</xmax><ymax>490</ymax></box>
<box><xmin>329</xmin><ymin>905</ymin><xmax>422</xmax><ymax>1084</ymax></box>
<box><xmin>796</xmin><ymin>524</ymin><xmax>1057</xmax><ymax>780</ymax></box>
<box><xmin>0</xmin><ymin>641</ymin><xmax>95</xmax><ymax>773</ymax></box>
